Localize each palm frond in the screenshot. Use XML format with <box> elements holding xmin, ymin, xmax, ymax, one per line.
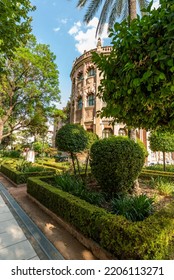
<box><xmin>96</xmin><ymin>0</ymin><xmax>114</xmax><ymax>36</ymax></box>
<box><xmin>108</xmin><ymin>0</ymin><xmax>127</xmax><ymax>32</ymax></box>
<box><xmin>77</xmin><ymin>0</ymin><xmax>89</xmax><ymax>8</ymax></box>
<box><xmin>84</xmin><ymin>0</ymin><xmax>104</xmax><ymax>23</ymax></box>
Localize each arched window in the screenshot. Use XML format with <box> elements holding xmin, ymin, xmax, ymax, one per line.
<box><xmin>87</xmin><ymin>94</ymin><xmax>95</xmax><ymax>106</ymax></box>
<box><xmin>77</xmin><ymin>97</ymin><xmax>82</xmax><ymax>109</ymax></box>
<box><xmin>102</xmin><ymin>128</ymin><xmax>113</xmax><ymax>138</ymax></box>
<box><xmin>118</xmin><ymin>128</ymin><xmax>126</xmax><ymax>136</ymax></box>
<box><xmin>87</xmin><ymin>67</ymin><xmax>95</xmax><ymax>77</ymax></box>
<box><xmin>77</xmin><ymin>71</ymin><xmax>83</xmax><ymax>81</ymax></box>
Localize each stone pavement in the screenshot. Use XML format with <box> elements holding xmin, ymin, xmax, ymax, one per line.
<box><xmin>0</xmin><ymin>182</ymin><xmax>64</xmax><ymax>260</ymax></box>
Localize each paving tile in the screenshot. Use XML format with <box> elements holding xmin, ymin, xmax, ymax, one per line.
<box><xmin>28</xmin><ymin>255</ymin><xmax>40</xmax><ymax>260</ymax></box>
<box><xmin>0</xmin><ymin>240</ymin><xmax>38</xmax><ymax>260</ymax></box>
<box><xmin>0</xmin><ymin>218</ymin><xmax>20</xmax><ymax>233</ymax></box>
<box><xmin>0</xmin><ymin>228</ymin><xmax>26</xmax><ymax>249</ymax></box>
<box><xmin>0</xmin><ymin>211</ymin><xmax>14</xmax><ymax>222</ymax></box>
<box><xmin>0</xmin><ymin>205</ymin><xmax>10</xmax><ymax>214</ymax></box>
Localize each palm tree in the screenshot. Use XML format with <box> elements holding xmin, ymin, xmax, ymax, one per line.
<box><xmin>77</xmin><ymin>0</ymin><xmax>149</xmax><ymax>35</ymax></box>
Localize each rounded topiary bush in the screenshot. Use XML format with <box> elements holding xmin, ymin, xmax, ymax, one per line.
<box><xmin>55</xmin><ymin>124</ymin><xmax>88</xmax><ymax>153</ymax></box>
<box><xmin>90</xmin><ymin>136</ymin><xmax>145</xmax><ymax>195</ymax></box>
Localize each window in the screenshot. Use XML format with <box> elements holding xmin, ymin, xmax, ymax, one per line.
<box><xmin>77</xmin><ymin>97</ymin><xmax>82</xmax><ymax>109</ymax></box>
<box><xmin>102</xmin><ymin>128</ymin><xmax>113</xmax><ymax>138</ymax></box>
<box><xmin>87</xmin><ymin>94</ymin><xmax>95</xmax><ymax>106</ymax></box>
<box><xmin>77</xmin><ymin>72</ymin><xmax>83</xmax><ymax>81</ymax></box>
<box><xmin>118</xmin><ymin>128</ymin><xmax>126</xmax><ymax>136</ymax></box>
<box><xmin>87</xmin><ymin>68</ymin><xmax>95</xmax><ymax>77</ymax></box>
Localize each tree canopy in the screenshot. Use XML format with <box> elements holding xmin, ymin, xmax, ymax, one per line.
<box><xmin>149</xmin><ymin>131</ymin><xmax>174</xmax><ymax>170</ymax></box>
<box><xmin>0</xmin><ymin>37</ymin><xmax>60</xmax><ymax>142</ymax></box>
<box><xmin>92</xmin><ymin>0</ymin><xmax>174</xmax><ymax>131</ymax></box>
<box><xmin>0</xmin><ymin>0</ymin><xmax>34</xmax><ymax>58</ymax></box>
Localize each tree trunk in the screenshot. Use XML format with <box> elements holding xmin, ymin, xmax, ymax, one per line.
<box><xmin>84</xmin><ymin>152</ymin><xmax>89</xmax><ymax>178</ymax></box>
<box><xmin>163</xmin><ymin>151</ymin><xmax>166</xmax><ymax>171</ymax></box>
<box><xmin>0</xmin><ymin>120</ymin><xmax>3</xmax><ymax>144</ymax></box>
<box><xmin>71</xmin><ymin>152</ymin><xmax>76</xmax><ymax>175</ymax></box>
<box><xmin>75</xmin><ymin>155</ymin><xmax>81</xmax><ymax>176</ymax></box>
<box><xmin>129</xmin><ymin>0</ymin><xmax>137</xmax><ymax>21</ymax></box>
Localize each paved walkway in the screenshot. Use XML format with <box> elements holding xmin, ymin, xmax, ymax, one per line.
<box><xmin>0</xmin><ymin>182</ymin><xmax>64</xmax><ymax>260</ymax></box>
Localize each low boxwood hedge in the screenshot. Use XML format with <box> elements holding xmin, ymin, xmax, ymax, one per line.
<box><xmin>27</xmin><ymin>176</ymin><xmax>174</xmax><ymax>259</ymax></box>
<box><xmin>140</xmin><ymin>170</ymin><xmax>174</xmax><ymax>180</ymax></box>
<box><xmin>1</xmin><ymin>164</ymin><xmax>55</xmax><ymax>184</ymax></box>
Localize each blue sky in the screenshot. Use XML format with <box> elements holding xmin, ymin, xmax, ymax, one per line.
<box><xmin>30</xmin><ymin>0</ymin><xmax>159</xmax><ymax>110</ymax></box>
<box><xmin>30</xmin><ymin>0</ymin><xmax>112</xmax><ymax>109</ymax></box>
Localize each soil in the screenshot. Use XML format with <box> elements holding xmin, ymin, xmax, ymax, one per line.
<box><xmin>0</xmin><ymin>174</ymin><xmax>97</xmax><ymax>260</ymax></box>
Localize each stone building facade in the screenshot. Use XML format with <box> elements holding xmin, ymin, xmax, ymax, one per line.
<box><xmin>70</xmin><ymin>39</ymin><xmax>174</xmax><ymax>164</ymax></box>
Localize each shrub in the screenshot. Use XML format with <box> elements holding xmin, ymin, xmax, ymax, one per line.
<box><xmin>54</xmin><ymin>173</ymin><xmax>104</xmax><ymax>206</ymax></box>
<box><xmin>16</xmin><ymin>160</ymin><xmax>47</xmax><ymax>173</ymax></box>
<box><xmin>2</xmin><ymin>150</ymin><xmax>21</xmax><ymax>158</ymax></box>
<box><xmin>111</xmin><ymin>194</ymin><xmax>154</xmax><ymax>222</ymax></box>
<box><xmin>90</xmin><ymin>136</ymin><xmax>145</xmax><ymax>195</ymax></box>
<box><xmin>1</xmin><ymin>163</ymin><xmax>55</xmax><ymax>184</ymax></box>
<box><xmin>146</xmin><ymin>164</ymin><xmax>174</xmax><ymax>173</ymax></box>
<box><xmin>27</xmin><ymin>176</ymin><xmax>174</xmax><ymax>259</ymax></box>
<box><xmin>54</xmin><ymin>173</ymin><xmax>85</xmax><ymax>193</ymax></box>
<box><xmin>55</xmin><ymin>124</ymin><xmax>88</xmax><ymax>153</ymax></box>
<box><xmin>55</xmin><ymin>124</ymin><xmax>88</xmax><ymax>175</ymax></box>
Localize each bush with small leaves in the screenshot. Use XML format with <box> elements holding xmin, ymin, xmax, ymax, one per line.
<box><xmin>90</xmin><ymin>136</ymin><xmax>145</xmax><ymax>195</ymax></box>
<box><xmin>55</xmin><ymin>124</ymin><xmax>88</xmax><ymax>175</ymax></box>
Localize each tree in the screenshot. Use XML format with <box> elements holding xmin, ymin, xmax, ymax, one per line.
<box><xmin>149</xmin><ymin>131</ymin><xmax>174</xmax><ymax>171</ymax></box>
<box><xmin>76</xmin><ymin>0</ymin><xmax>149</xmax><ymax>35</ymax></box>
<box><xmin>63</xmin><ymin>100</ymin><xmax>71</xmax><ymax>124</ymax></box>
<box><xmin>84</xmin><ymin>131</ymin><xmax>98</xmax><ymax>177</ymax></box>
<box><xmin>55</xmin><ymin>124</ymin><xmax>88</xmax><ymax>175</ymax></box>
<box><xmin>0</xmin><ymin>37</ymin><xmax>60</xmax><ymax>143</ymax></box>
<box><xmin>0</xmin><ymin>0</ymin><xmax>35</xmax><ymax>60</ymax></box>
<box><xmin>92</xmin><ymin>0</ymin><xmax>174</xmax><ymax>132</ymax></box>
<box><xmin>33</xmin><ymin>141</ymin><xmax>49</xmax><ymax>156</ymax></box>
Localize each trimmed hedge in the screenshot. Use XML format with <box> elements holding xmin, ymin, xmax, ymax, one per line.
<box><xmin>1</xmin><ymin>164</ymin><xmax>55</xmax><ymax>184</ymax></box>
<box><xmin>90</xmin><ymin>136</ymin><xmax>145</xmax><ymax>194</ymax></box>
<box><xmin>27</xmin><ymin>176</ymin><xmax>174</xmax><ymax>259</ymax></box>
<box><xmin>39</xmin><ymin>161</ymin><xmax>70</xmax><ymax>171</ymax></box>
<box><xmin>140</xmin><ymin>169</ymin><xmax>174</xmax><ymax>180</ymax></box>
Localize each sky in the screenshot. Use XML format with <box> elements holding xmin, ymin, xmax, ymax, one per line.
<box><xmin>30</xmin><ymin>0</ymin><xmax>160</xmax><ymax>110</ymax></box>
<box><xmin>30</xmin><ymin>0</ymin><xmax>111</xmax><ymax>109</ymax></box>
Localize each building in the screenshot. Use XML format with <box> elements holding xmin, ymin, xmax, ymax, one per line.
<box><xmin>69</xmin><ymin>39</ymin><xmax>174</xmax><ymax>165</ymax></box>
<box><xmin>70</xmin><ymin>40</ymin><xmax>146</xmax><ymax>138</ymax></box>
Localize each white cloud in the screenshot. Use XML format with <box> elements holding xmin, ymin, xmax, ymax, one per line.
<box><xmin>53</xmin><ymin>27</ymin><xmax>60</xmax><ymax>32</ymax></box>
<box><xmin>61</xmin><ymin>18</ymin><xmax>68</xmax><ymax>24</ymax></box>
<box><xmin>68</xmin><ymin>21</ymin><xmax>81</xmax><ymax>35</ymax></box>
<box><xmin>68</xmin><ymin>17</ymin><xmax>108</xmax><ymax>54</ymax></box>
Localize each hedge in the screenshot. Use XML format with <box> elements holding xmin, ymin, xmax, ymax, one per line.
<box><xmin>27</xmin><ymin>176</ymin><xmax>174</xmax><ymax>259</ymax></box>
<box><xmin>1</xmin><ymin>164</ymin><xmax>55</xmax><ymax>185</ymax></box>
<box><xmin>140</xmin><ymin>169</ymin><xmax>174</xmax><ymax>180</ymax></box>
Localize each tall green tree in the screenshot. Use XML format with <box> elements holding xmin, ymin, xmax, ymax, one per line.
<box><xmin>92</xmin><ymin>0</ymin><xmax>174</xmax><ymax>132</ymax></box>
<box><xmin>76</xmin><ymin>0</ymin><xmax>149</xmax><ymax>35</ymax></box>
<box><xmin>149</xmin><ymin>131</ymin><xmax>174</xmax><ymax>171</ymax></box>
<box><xmin>0</xmin><ymin>37</ymin><xmax>60</xmax><ymax>143</ymax></box>
<box><xmin>0</xmin><ymin>0</ymin><xmax>35</xmax><ymax>59</ymax></box>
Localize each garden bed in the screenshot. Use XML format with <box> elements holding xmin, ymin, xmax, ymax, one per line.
<box><xmin>27</xmin><ymin>175</ymin><xmax>174</xmax><ymax>259</ymax></box>
<box><xmin>1</xmin><ymin>163</ymin><xmax>55</xmax><ymax>186</ymax></box>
